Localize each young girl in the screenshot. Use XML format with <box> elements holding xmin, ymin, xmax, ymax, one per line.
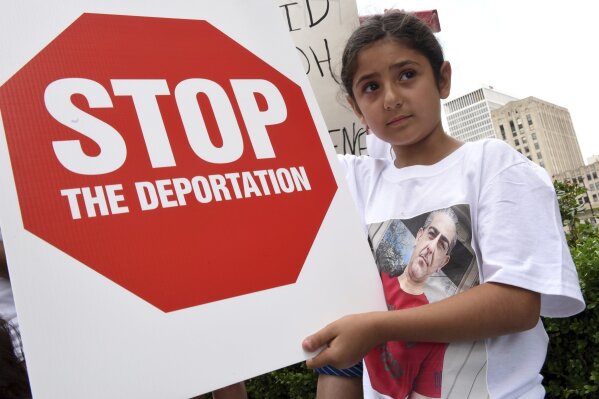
<box><xmin>303</xmin><ymin>11</ymin><xmax>585</xmax><ymax>399</ymax></box>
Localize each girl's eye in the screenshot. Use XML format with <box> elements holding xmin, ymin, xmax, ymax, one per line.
<box><xmin>399</xmin><ymin>70</ymin><xmax>416</xmax><ymax>81</ymax></box>
<box><xmin>363</xmin><ymin>82</ymin><xmax>379</xmax><ymax>93</ymax></box>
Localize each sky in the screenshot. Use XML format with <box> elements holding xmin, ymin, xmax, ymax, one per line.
<box><xmin>355</xmin><ymin>0</ymin><xmax>598</xmax><ymax>162</ymax></box>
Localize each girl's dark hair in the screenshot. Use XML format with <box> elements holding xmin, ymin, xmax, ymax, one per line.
<box><xmin>0</xmin><ymin>318</ymin><xmax>32</xmax><ymax>399</ymax></box>
<box><xmin>341</xmin><ymin>11</ymin><xmax>445</xmax><ymax>99</ymax></box>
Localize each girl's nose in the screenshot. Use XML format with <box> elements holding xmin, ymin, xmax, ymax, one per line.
<box><xmin>383</xmin><ymin>85</ymin><xmax>402</xmax><ymax>111</ymax></box>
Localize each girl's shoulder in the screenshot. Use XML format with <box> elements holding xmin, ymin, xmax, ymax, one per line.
<box><xmin>337</xmin><ymin>154</ymin><xmax>391</xmax><ymax>192</ymax></box>
<box><xmin>337</xmin><ymin>153</ymin><xmax>390</xmax><ymax>174</ymax></box>
<box><xmin>464</xmin><ymin>140</ymin><xmax>555</xmax><ymax>203</ymax></box>
<box><xmin>466</xmin><ymin>138</ymin><xmax>524</xmax><ymax>163</ymax></box>
<box><xmin>466</xmin><ymin>139</ymin><xmax>550</xmax><ymax>181</ymax></box>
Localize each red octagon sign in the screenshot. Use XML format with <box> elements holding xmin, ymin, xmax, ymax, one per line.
<box><xmin>0</xmin><ymin>14</ymin><xmax>337</xmax><ymax>312</ymax></box>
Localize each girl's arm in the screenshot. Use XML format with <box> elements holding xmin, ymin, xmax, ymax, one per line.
<box><xmin>302</xmin><ymin>281</ymin><xmax>540</xmax><ymax>370</ymax></box>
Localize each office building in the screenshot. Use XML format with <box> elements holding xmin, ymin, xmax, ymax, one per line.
<box><xmin>444</xmin><ymin>86</ymin><xmax>518</xmax><ymax>142</ymax></box>
<box><xmin>491</xmin><ymin>97</ymin><xmax>584</xmax><ymax>177</ymax></box>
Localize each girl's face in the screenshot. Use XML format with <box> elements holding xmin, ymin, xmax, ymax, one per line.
<box><xmin>348</xmin><ymin>38</ymin><xmax>451</xmax><ymax>150</ymax></box>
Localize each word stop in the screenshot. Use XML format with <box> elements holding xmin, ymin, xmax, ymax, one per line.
<box><xmin>44</xmin><ymin>77</ymin><xmax>288</xmax><ymax>174</ymax></box>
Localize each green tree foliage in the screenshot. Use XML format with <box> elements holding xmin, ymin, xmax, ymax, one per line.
<box><xmin>542</xmin><ymin>181</ymin><xmax>599</xmax><ymax>398</ymax></box>
<box><xmin>201</xmin><ymin>363</ymin><xmax>317</xmax><ymax>399</ymax></box>
<box><xmin>554</xmin><ymin>180</ymin><xmax>588</xmax><ymax>246</ymax></box>
<box><xmin>245</xmin><ymin>362</ymin><xmax>317</xmax><ymax>399</ymax></box>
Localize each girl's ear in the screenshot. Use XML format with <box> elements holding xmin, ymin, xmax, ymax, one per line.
<box><xmin>347</xmin><ymin>95</ymin><xmax>367</xmax><ymax>126</ymax></box>
<box><xmin>439</xmin><ymin>61</ymin><xmax>452</xmax><ymax>100</ymax></box>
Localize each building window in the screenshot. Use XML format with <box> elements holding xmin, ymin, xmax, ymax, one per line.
<box><xmin>522</xmin><ymin>136</ymin><xmax>527</xmax><ymax>144</ymax></box>
<box><xmin>578</xmin><ymin>176</ymin><xmax>584</xmax><ymax>183</ymax></box>
<box><xmin>593</xmin><ymin>172</ymin><xmax>598</xmax><ymax>179</ymax></box>
<box><xmin>514</xmin><ymin>138</ymin><xmax>520</xmax><ymax>146</ymax></box>
<box><xmin>588</xmin><ymin>174</ymin><xmax>593</xmax><ymax>181</ymax></box>
<box><xmin>509</xmin><ymin>120</ymin><xmax>516</xmax><ymax>133</ymax></box>
<box><xmin>517</xmin><ymin>118</ymin><xmax>523</xmax><ymax>130</ymax></box>
<box><xmin>534</xmin><ymin>143</ymin><xmax>540</xmax><ymax>150</ymax></box>
<box><xmin>527</xmin><ymin>114</ymin><xmax>533</xmax><ymax>126</ymax></box>
<box><xmin>524</xmin><ymin>146</ymin><xmax>530</xmax><ymax>153</ymax></box>
<box><xmin>540</xmin><ymin>161</ymin><xmax>545</xmax><ymax>168</ymax></box>
<box><xmin>537</xmin><ymin>152</ymin><xmax>542</xmax><ymax>159</ymax></box>
<box><xmin>532</xmin><ymin>133</ymin><xmax>537</xmax><ymax>140</ymax></box>
<box><xmin>593</xmin><ymin>194</ymin><xmax>598</xmax><ymax>202</ymax></box>
<box><xmin>578</xmin><ymin>197</ymin><xmax>585</xmax><ymax>205</ymax></box>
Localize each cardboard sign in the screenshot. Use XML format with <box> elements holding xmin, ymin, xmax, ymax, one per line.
<box><xmin>276</xmin><ymin>0</ymin><xmax>368</xmax><ymax>155</ymax></box>
<box><xmin>0</xmin><ymin>1</ymin><xmax>385</xmax><ymax>397</ymax></box>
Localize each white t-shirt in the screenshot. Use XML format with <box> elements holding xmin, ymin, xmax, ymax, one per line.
<box><xmin>340</xmin><ymin>139</ymin><xmax>585</xmax><ymax>399</ymax></box>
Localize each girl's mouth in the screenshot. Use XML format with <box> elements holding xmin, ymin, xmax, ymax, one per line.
<box><xmin>386</xmin><ymin>114</ymin><xmax>412</xmax><ymax>126</ymax></box>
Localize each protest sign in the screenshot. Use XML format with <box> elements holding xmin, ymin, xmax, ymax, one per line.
<box><xmin>276</xmin><ymin>0</ymin><xmax>368</xmax><ymax>155</ymax></box>
<box><xmin>0</xmin><ymin>1</ymin><xmax>384</xmax><ymax>397</ymax></box>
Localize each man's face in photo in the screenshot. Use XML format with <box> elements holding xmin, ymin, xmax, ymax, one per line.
<box><xmin>407</xmin><ymin>212</ymin><xmax>457</xmax><ymax>284</ymax></box>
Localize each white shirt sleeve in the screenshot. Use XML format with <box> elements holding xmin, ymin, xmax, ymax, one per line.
<box><xmin>476</xmin><ymin>160</ymin><xmax>585</xmax><ymax>317</ymax></box>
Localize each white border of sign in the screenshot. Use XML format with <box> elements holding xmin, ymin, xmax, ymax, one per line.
<box><xmin>0</xmin><ymin>1</ymin><xmax>385</xmax><ymax>397</ymax></box>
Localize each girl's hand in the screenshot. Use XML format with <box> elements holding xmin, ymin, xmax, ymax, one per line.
<box><xmin>302</xmin><ymin>312</ymin><xmax>383</xmax><ymax>369</ymax></box>
<box><xmin>302</xmin><ymin>283</ymin><xmax>541</xmax><ymax>369</ymax></box>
